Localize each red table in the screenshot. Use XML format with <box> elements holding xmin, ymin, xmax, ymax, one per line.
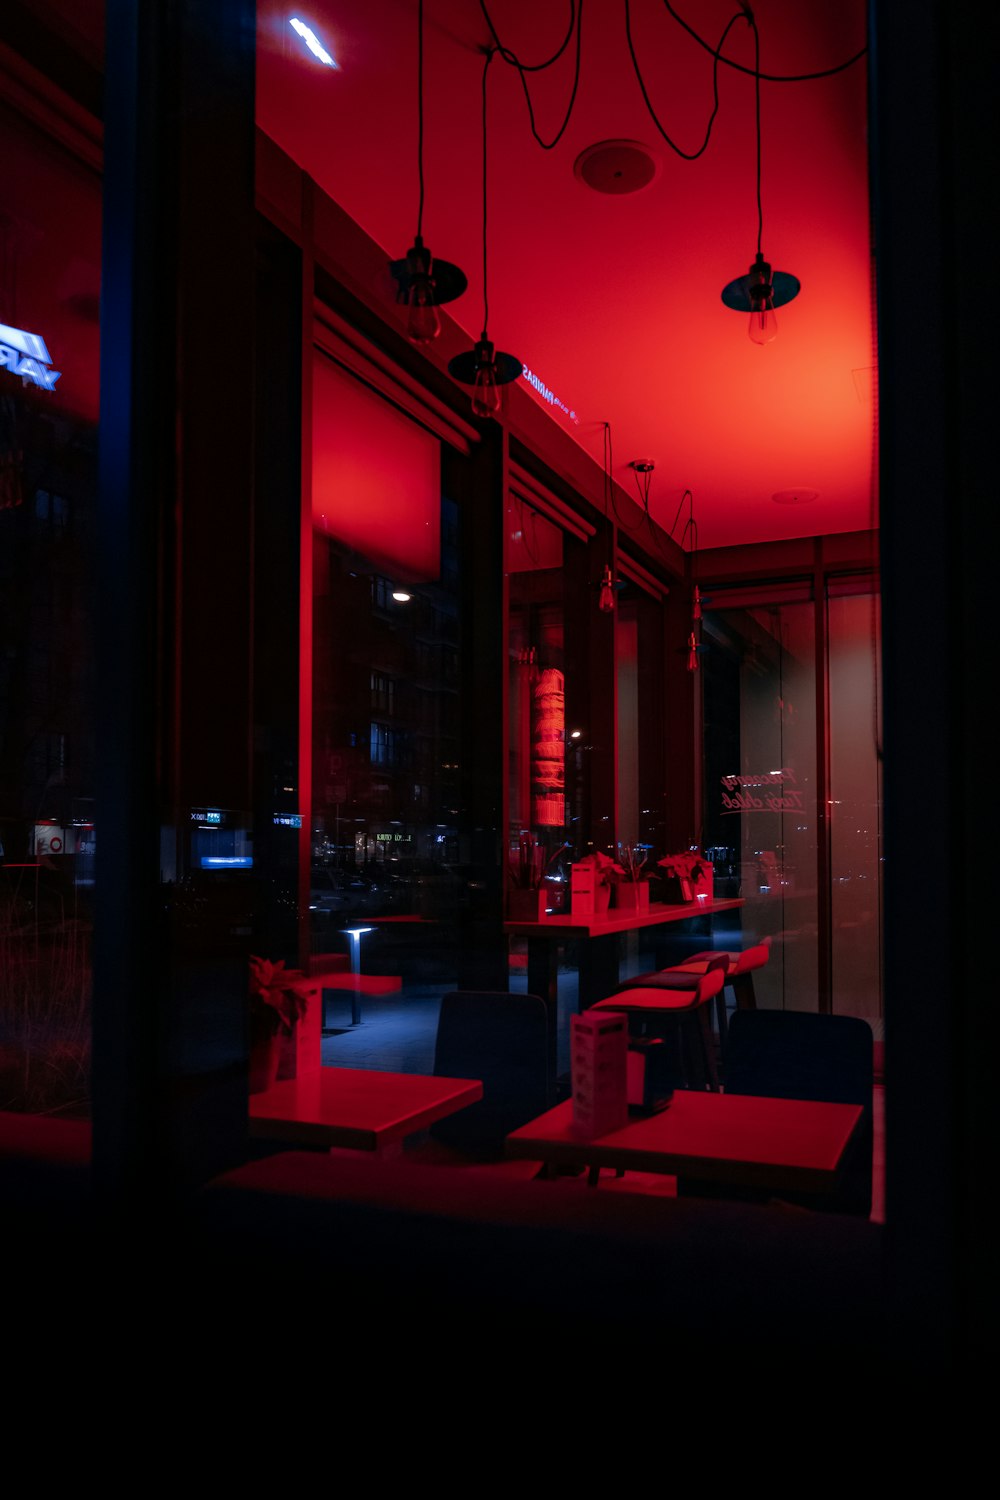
<box><xmin>505</xmin><ymin>1089</ymin><xmax>863</xmax><ymax>1196</ymax></box>
<box><xmin>505</xmin><ymin>896</ymin><xmax>745</xmax><ymax>1004</ymax></box>
<box><xmin>249</xmin><ymin>1067</ymin><xmax>483</xmax><ymax>1153</ymax></box>
<box><xmin>505</xmin><ymin>897</ymin><xmax>746</xmax><ymax>1071</ymax></box>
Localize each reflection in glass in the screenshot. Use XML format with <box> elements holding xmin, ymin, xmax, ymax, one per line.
<box><xmin>702</xmin><ymin>594</ymin><xmax>818</xmax><ymax>1011</ymax></box>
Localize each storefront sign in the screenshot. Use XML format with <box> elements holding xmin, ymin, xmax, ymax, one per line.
<box><xmin>34</xmin><ymin>823</ymin><xmax>75</xmax><ymax>855</ymax></box>
<box><xmin>191</xmin><ymin>808</ymin><xmax>223</xmax><ymax>825</ymax></box>
<box><xmin>521</xmin><ymin>365</ymin><xmax>579</xmax><ymax>424</ymax></box>
<box><xmin>0</xmin><ymin>322</ymin><xmax>61</xmax><ymax>392</ymax></box>
<box><xmin>720</xmin><ymin>768</ymin><xmax>805</xmax><ymax>813</ymax></box>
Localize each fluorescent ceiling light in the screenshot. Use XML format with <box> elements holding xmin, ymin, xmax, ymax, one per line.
<box><xmin>289</xmin><ymin>17</ymin><xmax>337</xmax><ymax>67</ymax></box>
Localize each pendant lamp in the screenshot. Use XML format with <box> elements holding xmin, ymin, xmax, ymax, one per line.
<box><xmin>720</xmin><ymin>10</ymin><xmax>799</xmax><ymax>342</ymax></box>
<box><xmin>389</xmin><ymin>0</ymin><xmax>467</xmax><ymax>342</ymax></box>
<box><xmin>448</xmin><ymin>50</ymin><xmax>522</xmax><ymax>418</ymax></box>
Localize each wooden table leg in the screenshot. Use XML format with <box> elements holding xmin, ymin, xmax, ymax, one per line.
<box><xmin>578</xmin><ymin>933</ymin><xmax>621</xmax><ymax>1010</ymax></box>
<box><xmin>527</xmin><ymin>938</ymin><xmax>560</xmax><ymax>1080</ymax></box>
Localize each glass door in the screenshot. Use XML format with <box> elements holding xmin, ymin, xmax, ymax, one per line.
<box><xmin>703</xmin><ymin>585</ymin><xmax>819</xmax><ymax>1011</ymax></box>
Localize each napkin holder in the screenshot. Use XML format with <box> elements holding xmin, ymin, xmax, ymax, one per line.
<box><xmin>627</xmin><ymin>1038</ymin><xmax>675</xmax><ymax>1115</ymax></box>
<box><xmin>570</xmin><ymin>1010</ymin><xmax>628</xmax><ymax>1138</ymax></box>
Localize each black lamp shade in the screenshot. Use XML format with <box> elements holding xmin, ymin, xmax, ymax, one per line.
<box><xmin>448</xmin><ymin>345</ymin><xmax>523</xmax><ymax>386</ymax></box>
<box><xmin>721</xmin><ymin>269</ymin><xmax>801</xmax><ymax>312</ymax></box>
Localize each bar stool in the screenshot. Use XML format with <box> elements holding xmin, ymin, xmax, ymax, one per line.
<box><xmin>665</xmin><ymin>939</ymin><xmax>772</xmax><ymax>1047</ymax></box>
<box><xmin>591</xmin><ymin>967</ymin><xmax>726</xmax><ymax>1091</ymax></box>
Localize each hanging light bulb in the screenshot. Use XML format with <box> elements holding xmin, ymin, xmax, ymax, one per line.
<box><xmin>403</xmin><ymin>236</ymin><xmax>441</xmax><ymax>343</ymax></box>
<box><xmin>448</xmin><ymin>53</ymin><xmax>521</xmax><ymax>419</ymax></box>
<box><xmin>747</xmin><ymin>253</ymin><xmax>778</xmax><ymax>345</ymax></box>
<box><xmin>470</xmin><ymin>338</ymin><xmax>502</xmax><ymax>418</ymax></box>
<box><xmin>723</xmin><ymin>251</ymin><xmax>799</xmax><ymax>344</ymax></box>
<box><xmin>599</xmin><ymin>564</ymin><xmax>615</xmax><ymax>613</ymax></box>
<box><xmin>451</xmin><ymin>334</ymin><xmax>521</xmax><ymax>420</ymax></box>
<box><xmin>389</xmin><ymin>0</ymin><xmax>466</xmax><ymax>342</ymax></box>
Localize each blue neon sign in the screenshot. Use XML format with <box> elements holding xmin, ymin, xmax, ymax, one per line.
<box><xmin>0</xmin><ymin>322</ymin><xmax>61</xmax><ymax>392</ymax></box>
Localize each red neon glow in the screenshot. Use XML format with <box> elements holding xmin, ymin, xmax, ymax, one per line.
<box><xmin>259</xmin><ymin>0</ymin><xmax>874</xmax><ymax>551</ymax></box>
<box><xmin>312</xmin><ymin>353</ymin><xmax>441</xmax><ymax>583</ymax></box>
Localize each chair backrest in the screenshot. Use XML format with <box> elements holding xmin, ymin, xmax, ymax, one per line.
<box><xmin>732</xmin><ymin>939</ymin><xmax>771</xmax><ymax>974</ymax></box>
<box><xmin>430</xmin><ymin>990</ymin><xmax>555</xmax><ymax>1157</ymax></box>
<box><xmin>694</xmin><ymin>968</ymin><xmax>726</xmax><ymax>1006</ymax></box>
<box><xmin>724</xmin><ymin>1010</ymin><xmax>874</xmax><ymax>1214</ymax></box>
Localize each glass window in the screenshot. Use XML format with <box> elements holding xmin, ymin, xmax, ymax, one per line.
<box><xmin>1</xmin><ymin>80</ymin><xmax>101</xmax><ymax>1118</ymax></box>
<box><xmin>828</xmin><ymin>582</ymin><xmax>883</xmax><ymax>1020</ymax></box>
<box><xmin>615</xmin><ymin>578</ymin><xmax>666</xmax><ymax>863</ymax></box>
<box><xmin>310</xmin><ymin>350</ymin><xmax>466</xmax><ymax>1020</ymax></box>
<box><xmin>507</xmin><ymin>495</ymin><xmax>570</xmax><ymax>910</ymax></box>
<box><xmin>702</xmin><ymin>589</ymin><xmax>819</xmax><ymax>1011</ymax></box>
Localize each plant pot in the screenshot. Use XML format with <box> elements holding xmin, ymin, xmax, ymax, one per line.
<box><xmin>595</xmin><ymin>883</ymin><xmax>611</xmax><ymax>916</ymax></box>
<box><xmin>248</xmin><ymin>1032</ymin><xmax>281</xmax><ymax>1095</ymax></box>
<box><xmin>508</xmin><ymin>887</ymin><xmax>548</xmax><ymax>922</ymax></box>
<box><xmin>615</xmin><ymin>881</ymin><xmax>650</xmax><ymax>912</ymax></box>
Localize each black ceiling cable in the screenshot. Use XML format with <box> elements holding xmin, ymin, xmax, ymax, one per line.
<box><xmin>624</xmin><ymin>460</ymin><xmax>687</xmax><ymax>570</ymax></box>
<box><xmin>479</xmin><ymin>0</ymin><xmax>584</xmax><ymax>150</ymax></box>
<box><xmin>669</xmin><ymin>489</ymin><xmax>698</xmax><ymax>554</ymax></box>
<box><xmin>661</xmin><ymin>0</ymin><xmax>867</xmax><ymax>82</ymax></box>
<box><xmin>625</xmin><ymin>0</ymin><xmax>749</xmax><ymax>160</ymax></box>
<box><xmin>750</xmin><ymin>6</ymin><xmax>763</xmax><ymax>254</ymax></box>
<box><xmin>416</xmin><ymin>0</ymin><xmax>425</xmax><ymax>236</ymax></box>
<box><xmin>603</xmin><ymin>422</ymin><xmax>644</xmax><ymax>533</ymax></box>
<box><xmin>479</xmin><ymin>0</ymin><xmax>576</xmax><ymax>71</ymax></box>
<box><xmin>481</xmin><ymin>47</ymin><xmax>492</xmax><ymax>333</ymax></box>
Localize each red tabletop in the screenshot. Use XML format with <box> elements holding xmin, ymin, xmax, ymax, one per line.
<box><xmin>506</xmin><ymin>1090</ymin><xmax>863</xmax><ymax>1195</ymax></box>
<box><xmin>249</xmin><ymin>1067</ymin><xmax>483</xmax><ymax>1151</ymax></box>
<box><xmin>504</xmin><ymin>896</ymin><xmax>745</xmax><ymax>938</ymax></box>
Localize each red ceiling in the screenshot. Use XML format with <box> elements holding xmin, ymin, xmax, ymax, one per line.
<box><xmin>258</xmin><ymin>1</ymin><xmax>874</xmax><ymax>553</ymax></box>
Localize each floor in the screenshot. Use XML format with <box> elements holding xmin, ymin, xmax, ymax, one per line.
<box><xmin>319</xmin><ymin>971</ymin><xmax>887</xmax><ymax>1224</ymax></box>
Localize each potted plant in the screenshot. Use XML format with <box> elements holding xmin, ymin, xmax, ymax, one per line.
<box><xmin>248</xmin><ymin>955</ymin><xmax>308</xmax><ymax>1094</ymax></box>
<box><xmin>571</xmin><ymin>850</ymin><xmax>625</xmax><ymax>915</ymax></box>
<box><xmin>615</xmin><ymin>843</ymin><xmax>650</xmax><ymax>911</ymax></box>
<box><xmin>508</xmin><ymin>834</ymin><xmax>566</xmax><ymax>922</ymax></box>
<box><xmin>653</xmin><ymin>850</ymin><xmax>712</xmax><ymax>904</ymax></box>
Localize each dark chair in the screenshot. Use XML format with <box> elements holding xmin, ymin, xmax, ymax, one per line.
<box><xmin>722</xmin><ymin>1009</ymin><xmax>874</xmax><ymax>1215</ymax></box>
<box><xmin>426</xmin><ymin>990</ymin><xmax>556</xmax><ymax>1161</ymax></box>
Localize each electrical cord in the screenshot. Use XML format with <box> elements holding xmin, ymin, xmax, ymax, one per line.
<box><xmin>479</xmin><ymin>0</ymin><xmax>584</xmax><ymax>150</ymax></box>
<box><xmin>603</xmin><ymin>422</ymin><xmax>644</xmax><ymax>533</ymax></box>
<box><xmin>750</xmin><ymin>7</ymin><xmax>762</xmax><ymax>253</ymax></box>
<box><xmin>625</xmin><ymin>0</ymin><xmax>749</xmax><ymax>160</ymax></box>
<box><xmin>416</xmin><ymin>0</ymin><xmax>425</xmax><ymax>235</ymax></box>
<box><xmin>481</xmin><ymin>48</ymin><xmax>491</xmax><ymax>333</ymax></box>
<box><xmin>669</xmin><ymin>489</ymin><xmax>698</xmax><ymax>554</ymax></box>
<box><xmin>661</xmin><ymin>1</ymin><xmax>867</xmax><ymax>82</ymax></box>
<box><xmin>479</xmin><ymin>0</ymin><xmax>576</xmax><ymax>71</ymax></box>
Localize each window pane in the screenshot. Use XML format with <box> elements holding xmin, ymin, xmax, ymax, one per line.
<box><xmin>310</xmin><ymin>358</ymin><xmax>464</xmax><ymax>1040</ymax></box>
<box><xmin>828</xmin><ymin>589</ymin><xmax>883</xmax><ymax>1019</ymax></box>
<box><xmin>703</xmin><ymin>598</ymin><xmax>819</xmax><ymax>1010</ymax></box>
<box><xmin>1</xmin><ymin>86</ymin><xmax>101</xmax><ymax>1117</ymax></box>
<box><xmin>507</xmin><ymin>497</ymin><xmax>569</xmax><ymax>910</ymax></box>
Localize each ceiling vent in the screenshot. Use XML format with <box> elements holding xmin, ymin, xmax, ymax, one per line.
<box><xmin>574</xmin><ymin>140</ymin><xmax>658</xmax><ymax>196</ymax></box>
<box><xmin>772</xmin><ymin>489</ymin><xmax>820</xmax><ymax>506</ymax></box>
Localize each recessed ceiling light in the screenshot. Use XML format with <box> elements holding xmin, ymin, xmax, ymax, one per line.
<box><xmin>289</xmin><ymin>17</ymin><xmax>337</xmax><ymax>68</ymax></box>
<box><xmin>573</xmin><ymin>140</ymin><xmax>658</xmax><ymax>196</ymax></box>
<box><xmin>391</xmin><ymin>590</ymin><xmax>412</xmax><ymax>603</ymax></box>
<box><xmin>772</xmin><ymin>489</ymin><xmax>820</xmax><ymax>506</ymax></box>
